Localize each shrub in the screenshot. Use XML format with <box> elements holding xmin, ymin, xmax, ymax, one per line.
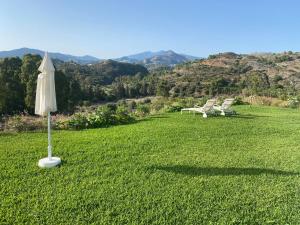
<box><xmin>142</xmin><ymin>98</ymin><xmax>152</xmax><ymax>104</ymax></box>
<box><xmin>164</xmin><ymin>104</ymin><xmax>182</xmax><ymax>113</ymax></box>
<box><xmin>196</xmin><ymin>97</ymin><xmax>209</xmax><ymax>107</ymax></box>
<box><xmin>95</xmin><ymin>105</ymin><xmax>117</xmax><ymax>126</ymax></box>
<box><xmin>55</xmin><ymin>104</ymin><xmax>136</xmax><ymax>130</ymax></box>
<box><xmin>135</xmin><ymin>104</ymin><xmax>150</xmax><ymax>117</ymax></box>
<box><xmin>106</xmin><ymin>103</ymin><xmax>117</xmax><ymax>112</ymax></box>
<box><xmin>287</xmin><ymin>97</ymin><xmax>300</xmax><ymax>108</ymax></box>
<box><xmin>273</xmin><ymin>75</ymin><xmax>283</xmax><ymax>83</ymax></box>
<box><xmin>178</xmin><ymin>97</ymin><xmax>196</xmax><ymax>108</ymax></box>
<box><xmin>243</xmin><ymin>96</ymin><xmax>288</xmax><ymax>107</ymax></box>
<box><xmin>82</xmin><ymin>101</ymin><xmax>91</xmax><ymax>107</ymax></box>
<box><xmin>5</xmin><ymin>115</ymin><xmax>46</xmax><ymax>132</ymax></box>
<box><xmin>67</xmin><ymin>113</ymin><xmax>89</xmax><ymax>130</ymax></box>
<box><xmin>233</xmin><ymin>97</ymin><xmax>247</xmax><ymax>105</ymax></box>
<box><xmin>115</xmin><ymin>106</ymin><xmax>135</xmax><ymax>124</ymax></box>
<box><xmin>127</xmin><ymin>101</ymin><xmax>137</xmax><ymax>112</ymax></box>
<box><xmin>163</xmin><ymin>101</ymin><xmax>183</xmax><ymax>112</ymax></box>
<box><xmin>150</xmin><ymin>98</ymin><xmax>166</xmax><ymax>112</ymax></box>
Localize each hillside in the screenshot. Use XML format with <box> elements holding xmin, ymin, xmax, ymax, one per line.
<box><xmin>115</xmin><ymin>50</ymin><xmax>200</xmax><ymax>69</ymax></box>
<box><xmin>58</xmin><ymin>59</ymin><xmax>149</xmax><ymax>85</ymax></box>
<box><xmin>157</xmin><ymin>51</ymin><xmax>300</xmax><ymax>97</ymax></box>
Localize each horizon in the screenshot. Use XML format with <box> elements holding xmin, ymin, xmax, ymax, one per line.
<box><xmin>1</xmin><ymin>0</ymin><xmax>300</xmax><ymax>58</ymax></box>
<box><xmin>0</xmin><ymin>47</ymin><xmax>201</xmax><ymax>59</ymax></box>
<box><xmin>1</xmin><ymin>47</ymin><xmax>300</xmax><ymax>60</ymax></box>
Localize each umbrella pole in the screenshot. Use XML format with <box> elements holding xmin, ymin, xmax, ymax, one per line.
<box><xmin>47</xmin><ymin>111</ymin><xmax>52</xmax><ymax>160</ymax></box>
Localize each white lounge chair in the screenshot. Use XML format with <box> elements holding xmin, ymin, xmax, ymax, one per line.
<box><xmin>181</xmin><ymin>99</ymin><xmax>217</xmax><ymax>118</ymax></box>
<box><xmin>213</xmin><ymin>98</ymin><xmax>235</xmax><ymax>116</ymax></box>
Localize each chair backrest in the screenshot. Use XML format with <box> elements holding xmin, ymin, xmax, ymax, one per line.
<box><xmin>221</xmin><ymin>98</ymin><xmax>235</xmax><ymax>110</ymax></box>
<box><xmin>203</xmin><ymin>99</ymin><xmax>217</xmax><ymax>111</ymax></box>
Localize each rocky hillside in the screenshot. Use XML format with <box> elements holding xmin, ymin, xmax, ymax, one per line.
<box><xmin>173</xmin><ymin>51</ymin><xmax>300</xmax><ymax>88</ymax></box>
<box><xmin>130</xmin><ymin>51</ymin><xmax>300</xmax><ymax>98</ymax></box>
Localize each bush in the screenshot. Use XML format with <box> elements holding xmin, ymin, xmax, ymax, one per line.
<box><xmin>164</xmin><ymin>102</ymin><xmax>183</xmax><ymax>112</ymax></box>
<box><xmin>233</xmin><ymin>97</ymin><xmax>247</xmax><ymax>105</ymax></box>
<box><xmin>164</xmin><ymin>105</ymin><xmax>182</xmax><ymax>113</ymax></box>
<box><xmin>135</xmin><ymin>104</ymin><xmax>150</xmax><ymax>117</ymax></box>
<box><xmin>150</xmin><ymin>98</ymin><xmax>166</xmax><ymax>112</ymax></box>
<box><xmin>6</xmin><ymin>115</ymin><xmax>46</xmax><ymax>132</ymax></box>
<box><xmin>287</xmin><ymin>97</ymin><xmax>300</xmax><ymax>108</ymax></box>
<box><xmin>195</xmin><ymin>97</ymin><xmax>209</xmax><ymax>107</ymax></box>
<box><xmin>82</xmin><ymin>101</ymin><xmax>91</xmax><ymax>107</ymax></box>
<box><xmin>67</xmin><ymin>113</ymin><xmax>89</xmax><ymax>130</ymax></box>
<box><xmin>142</xmin><ymin>98</ymin><xmax>152</xmax><ymax>104</ymax></box>
<box><xmin>115</xmin><ymin>106</ymin><xmax>135</xmax><ymax>124</ymax></box>
<box><xmin>243</xmin><ymin>96</ymin><xmax>287</xmax><ymax>107</ymax></box>
<box><xmin>127</xmin><ymin>101</ymin><xmax>137</xmax><ymax>112</ymax></box>
<box><xmin>55</xmin><ymin>104</ymin><xmax>136</xmax><ymax>130</ymax></box>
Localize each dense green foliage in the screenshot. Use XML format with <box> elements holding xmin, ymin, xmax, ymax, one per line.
<box><xmin>56</xmin><ymin>105</ymin><xmax>135</xmax><ymax>130</ymax></box>
<box><xmin>0</xmin><ymin>56</ymin><xmax>149</xmax><ymax>115</ymax></box>
<box><xmin>57</xmin><ymin>59</ymin><xmax>149</xmax><ymax>102</ymax></box>
<box><xmin>0</xmin><ymin>106</ymin><xmax>299</xmax><ymax>224</ymax></box>
<box><xmin>108</xmin><ymin>53</ymin><xmax>300</xmax><ymax>100</ymax></box>
<box><xmin>2</xmin><ymin>97</ymin><xmax>212</xmax><ymax>132</ymax></box>
<box><xmin>0</xmin><ymin>55</ymin><xmax>83</xmax><ymax>114</ymax></box>
<box><xmin>0</xmin><ymin>57</ymin><xmax>24</xmax><ymax>114</ymax></box>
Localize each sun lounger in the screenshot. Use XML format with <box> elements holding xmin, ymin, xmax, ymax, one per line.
<box><xmin>181</xmin><ymin>99</ymin><xmax>217</xmax><ymax>118</ymax></box>
<box><xmin>213</xmin><ymin>98</ymin><xmax>235</xmax><ymax>116</ymax></box>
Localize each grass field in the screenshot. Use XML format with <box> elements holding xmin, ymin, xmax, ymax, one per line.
<box><xmin>0</xmin><ymin>105</ymin><xmax>299</xmax><ymax>224</ymax></box>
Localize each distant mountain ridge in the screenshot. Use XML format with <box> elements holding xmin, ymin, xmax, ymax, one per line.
<box><xmin>115</xmin><ymin>50</ymin><xmax>200</xmax><ymax>69</ymax></box>
<box><xmin>0</xmin><ymin>48</ymin><xmax>201</xmax><ymax>67</ymax></box>
<box><xmin>0</xmin><ymin>48</ymin><xmax>100</xmax><ymax>64</ymax></box>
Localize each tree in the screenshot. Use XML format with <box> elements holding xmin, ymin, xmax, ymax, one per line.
<box><xmin>241</xmin><ymin>72</ymin><xmax>270</xmax><ymax>95</ymax></box>
<box><xmin>20</xmin><ymin>54</ymin><xmax>42</xmax><ymax>113</ymax></box>
<box><xmin>0</xmin><ymin>57</ymin><xmax>24</xmax><ymax>114</ymax></box>
<box><xmin>112</xmin><ymin>78</ymin><xmax>126</xmax><ymax>99</ymax></box>
<box><xmin>55</xmin><ymin>70</ymin><xmax>71</xmax><ymax>112</ymax></box>
<box><xmin>156</xmin><ymin>80</ymin><xmax>170</xmax><ymax>97</ymax></box>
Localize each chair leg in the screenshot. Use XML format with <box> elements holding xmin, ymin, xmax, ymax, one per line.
<box><xmin>203</xmin><ymin>113</ymin><xmax>207</xmax><ymax>118</ymax></box>
<box><xmin>221</xmin><ymin>110</ymin><xmax>225</xmax><ymax>116</ymax></box>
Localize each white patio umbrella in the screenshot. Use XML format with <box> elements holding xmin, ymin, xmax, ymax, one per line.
<box><xmin>36</xmin><ymin>52</ymin><xmax>61</xmax><ymax>168</ymax></box>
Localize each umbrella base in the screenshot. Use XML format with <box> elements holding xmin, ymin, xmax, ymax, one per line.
<box><xmin>38</xmin><ymin>157</ymin><xmax>61</xmax><ymax>168</ymax></box>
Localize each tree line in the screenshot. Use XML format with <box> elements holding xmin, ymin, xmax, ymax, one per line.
<box><xmin>0</xmin><ymin>55</ymin><xmax>83</xmax><ymax>115</ymax></box>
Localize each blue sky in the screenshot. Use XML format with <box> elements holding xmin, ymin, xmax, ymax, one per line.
<box><xmin>1</xmin><ymin>0</ymin><xmax>300</xmax><ymax>58</ymax></box>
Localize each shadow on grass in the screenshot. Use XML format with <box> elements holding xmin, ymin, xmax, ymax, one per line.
<box><xmin>0</xmin><ymin>132</ymin><xmax>18</xmax><ymax>136</ymax></box>
<box><xmin>149</xmin><ymin>165</ymin><xmax>299</xmax><ymax>176</ymax></box>
<box><xmin>181</xmin><ymin>112</ymin><xmax>269</xmax><ymax>120</ymax></box>
<box><xmin>136</xmin><ymin>114</ymin><xmax>170</xmax><ymax>123</ymax></box>
<box><xmin>219</xmin><ymin>114</ymin><xmax>270</xmax><ymax>120</ymax></box>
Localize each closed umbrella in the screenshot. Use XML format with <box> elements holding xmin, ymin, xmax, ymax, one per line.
<box><xmin>36</xmin><ymin>52</ymin><xmax>61</xmax><ymax>168</ymax></box>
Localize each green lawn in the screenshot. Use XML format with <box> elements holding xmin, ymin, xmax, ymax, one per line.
<box><xmin>0</xmin><ymin>106</ymin><xmax>299</xmax><ymax>225</ymax></box>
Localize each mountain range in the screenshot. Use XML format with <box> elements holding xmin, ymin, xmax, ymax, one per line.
<box><xmin>116</xmin><ymin>50</ymin><xmax>200</xmax><ymax>69</ymax></box>
<box><xmin>0</xmin><ymin>48</ymin><xmax>99</xmax><ymax>64</ymax></box>
<box><xmin>0</xmin><ymin>48</ymin><xmax>200</xmax><ymax>68</ymax></box>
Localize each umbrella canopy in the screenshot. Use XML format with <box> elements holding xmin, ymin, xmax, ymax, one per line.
<box><xmin>35</xmin><ymin>52</ymin><xmax>57</xmax><ymax>116</ymax></box>
<box><xmin>35</xmin><ymin>52</ymin><xmax>61</xmax><ymax>168</ymax></box>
